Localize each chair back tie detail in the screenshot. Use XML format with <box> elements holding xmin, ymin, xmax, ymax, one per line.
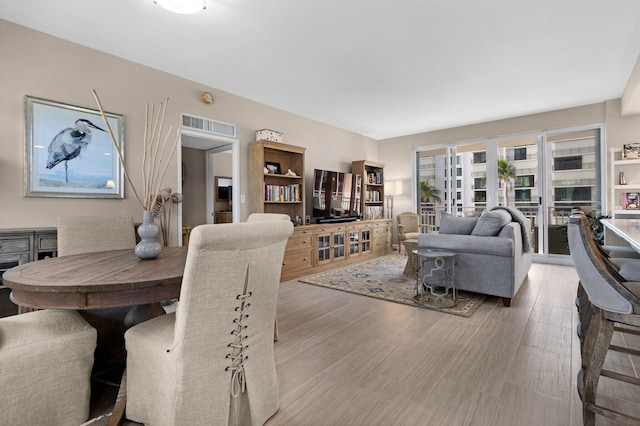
<box><xmin>226</xmin><ymin>265</ymin><xmax>252</xmax><ymax>400</ymax></box>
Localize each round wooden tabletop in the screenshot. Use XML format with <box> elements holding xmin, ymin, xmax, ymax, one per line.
<box><xmin>2</xmin><ymin>247</ymin><xmax>187</xmax><ymax>310</ymax></box>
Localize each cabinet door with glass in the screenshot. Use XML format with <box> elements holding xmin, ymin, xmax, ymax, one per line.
<box><xmin>348</xmin><ymin>223</ymin><xmax>372</xmax><ymax>257</ymax></box>
<box><xmin>315</xmin><ymin>226</ymin><xmax>348</xmax><ymax>266</ymax></box>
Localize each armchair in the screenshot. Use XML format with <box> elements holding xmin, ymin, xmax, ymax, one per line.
<box><xmin>124</xmin><ymin>220</ymin><xmax>293</xmax><ymax>425</ymax></box>
<box><xmin>397</xmin><ymin>212</ymin><xmax>427</xmax><ymax>254</ymax></box>
<box><xmin>1</xmin><ymin>309</ymin><xmax>96</xmax><ymax>425</ymax></box>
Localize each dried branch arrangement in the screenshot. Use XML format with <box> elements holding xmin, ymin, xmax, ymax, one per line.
<box><xmin>92</xmin><ymin>89</ymin><xmax>182</xmax><ymax>210</ymax></box>
<box><xmin>153</xmin><ymin>187</ymin><xmax>183</xmax><ymax>247</ymax></box>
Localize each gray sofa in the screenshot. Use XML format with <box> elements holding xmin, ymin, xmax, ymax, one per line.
<box><xmin>417</xmin><ymin>208</ymin><xmax>532</xmax><ymax>306</ymax></box>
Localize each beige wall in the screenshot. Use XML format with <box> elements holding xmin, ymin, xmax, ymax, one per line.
<box><xmin>379</xmin><ymin>101</ymin><xmax>640</xmax><ymax>227</ymax></box>
<box><xmin>0</xmin><ymin>20</ymin><xmax>377</xmax><ymax>243</ymax></box>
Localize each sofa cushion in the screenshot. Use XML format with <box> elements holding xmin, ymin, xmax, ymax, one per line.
<box><xmin>418</xmin><ymin>233</ymin><xmax>513</xmax><ymax>257</ymax></box>
<box><xmin>439</xmin><ymin>216</ymin><xmax>478</xmax><ymax>235</ymax></box>
<box><xmin>471</xmin><ymin>209</ymin><xmax>512</xmax><ymax>236</ymax></box>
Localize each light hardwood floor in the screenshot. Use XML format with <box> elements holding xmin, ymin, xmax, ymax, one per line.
<box><xmin>266</xmin><ymin>262</ymin><xmax>640</xmax><ymax>426</ymax></box>
<box><xmin>116</xmin><ymin>261</ymin><xmax>640</xmax><ymax>425</ymax></box>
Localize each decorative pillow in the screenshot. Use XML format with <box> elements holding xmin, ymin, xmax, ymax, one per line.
<box><xmin>471</xmin><ymin>209</ymin><xmax>512</xmax><ymax>236</ymax></box>
<box><xmin>439</xmin><ymin>215</ymin><xmax>479</xmax><ymax>235</ymax></box>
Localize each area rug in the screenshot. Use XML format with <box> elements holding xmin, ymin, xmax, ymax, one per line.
<box><xmin>298</xmin><ymin>254</ymin><xmax>486</xmax><ymax>318</ymax></box>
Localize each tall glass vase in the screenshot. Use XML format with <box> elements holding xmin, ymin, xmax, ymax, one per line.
<box><xmin>135</xmin><ymin>210</ymin><xmax>162</xmax><ymax>260</ymax></box>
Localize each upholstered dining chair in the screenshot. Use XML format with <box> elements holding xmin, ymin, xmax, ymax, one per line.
<box><xmin>56</xmin><ymin>215</ymin><xmax>138</xmax><ymax>368</ymax></box>
<box><xmin>396</xmin><ymin>212</ymin><xmax>424</xmax><ymax>254</ymax></box>
<box><xmin>247</xmin><ymin>212</ymin><xmax>291</xmax><ymax>222</ymax></box>
<box><xmin>1</xmin><ymin>309</ymin><xmax>97</xmax><ymax>426</ymax></box>
<box><xmin>567</xmin><ymin>213</ymin><xmax>640</xmax><ymax>425</ymax></box>
<box><xmin>124</xmin><ymin>220</ymin><xmax>293</xmax><ymax>426</ymax></box>
<box><xmin>57</xmin><ymin>215</ymin><xmax>136</xmax><ymax>256</ymax></box>
<box><xmin>247</xmin><ymin>212</ymin><xmax>292</xmax><ymax>341</ymax></box>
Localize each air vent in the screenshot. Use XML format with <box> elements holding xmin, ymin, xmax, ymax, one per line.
<box><xmin>182</xmin><ymin>114</ymin><xmax>236</xmax><ymax>138</ymax></box>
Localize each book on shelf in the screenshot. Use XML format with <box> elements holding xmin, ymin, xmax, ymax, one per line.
<box><xmin>364</xmin><ymin>206</ymin><xmax>384</xmax><ymax>220</ymax></box>
<box><xmin>622</xmin><ymin>192</ymin><xmax>640</xmax><ymax>210</ymax></box>
<box><xmin>366</xmin><ymin>171</ymin><xmax>383</xmax><ymax>184</ymax></box>
<box><xmin>263</xmin><ymin>183</ymin><xmax>301</xmax><ymax>202</ymax></box>
<box><xmin>366</xmin><ymin>190</ymin><xmax>381</xmax><ymax>202</ymax></box>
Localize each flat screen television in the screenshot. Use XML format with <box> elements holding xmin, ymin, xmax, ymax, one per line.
<box><xmin>312</xmin><ymin>169</ymin><xmax>361</xmax><ymax>222</ymax></box>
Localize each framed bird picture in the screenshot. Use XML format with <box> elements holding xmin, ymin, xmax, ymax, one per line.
<box><xmin>25</xmin><ymin>96</ymin><xmax>124</xmax><ymax>198</ymax></box>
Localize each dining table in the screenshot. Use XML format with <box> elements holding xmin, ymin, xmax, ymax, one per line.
<box><xmin>2</xmin><ymin>246</ymin><xmax>187</xmax><ymax>316</ymax></box>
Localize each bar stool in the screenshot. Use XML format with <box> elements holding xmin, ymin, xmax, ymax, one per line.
<box><xmin>568</xmin><ymin>213</ymin><xmax>640</xmax><ymax>425</ymax></box>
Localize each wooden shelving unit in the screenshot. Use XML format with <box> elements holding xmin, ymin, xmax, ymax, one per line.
<box><xmin>352</xmin><ymin>160</ymin><xmax>385</xmax><ymax>220</ymax></box>
<box><xmin>249</xmin><ymin>141</ymin><xmax>306</xmax><ymax>221</ymax></box>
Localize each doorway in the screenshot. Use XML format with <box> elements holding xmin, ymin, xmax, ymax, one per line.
<box><xmin>179</xmin><ymin>130</ymin><xmax>239</xmax><ymax>244</ymax></box>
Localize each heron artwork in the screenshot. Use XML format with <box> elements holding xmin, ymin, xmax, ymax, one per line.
<box><xmin>46</xmin><ymin>118</ymin><xmax>106</xmax><ymax>183</ymax></box>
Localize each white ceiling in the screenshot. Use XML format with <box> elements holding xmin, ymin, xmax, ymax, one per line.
<box><xmin>2</xmin><ymin>0</ymin><xmax>640</xmax><ymax>140</ymax></box>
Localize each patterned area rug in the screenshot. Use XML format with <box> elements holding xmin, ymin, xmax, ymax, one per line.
<box><xmin>298</xmin><ymin>254</ymin><xmax>486</xmax><ymax>318</ymax></box>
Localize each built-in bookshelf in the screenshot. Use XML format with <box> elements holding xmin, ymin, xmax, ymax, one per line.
<box><xmin>249</xmin><ymin>141</ymin><xmax>306</xmax><ymax>221</ymax></box>
<box><xmin>352</xmin><ymin>160</ymin><xmax>385</xmax><ymax>220</ymax></box>
<box><xmin>610</xmin><ymin>147</ymin><xmax>640</xmax><ymax>218</ymax></box>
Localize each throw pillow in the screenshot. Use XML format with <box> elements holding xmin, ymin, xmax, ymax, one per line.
<box><xmin>471</xmin><ymin>209</ymin><xmax>512</xmax><ymax>236</ymax></box>
<box><xmin>439</xmin><ymin>215</ymin><xmax>479</xmax><ymax>235</ymax></box>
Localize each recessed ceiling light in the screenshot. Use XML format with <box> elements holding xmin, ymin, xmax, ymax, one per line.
<box><xmin>154</xmin><ymin>0</ymin><xmax>206</xmax><ymax>15</ymax></box>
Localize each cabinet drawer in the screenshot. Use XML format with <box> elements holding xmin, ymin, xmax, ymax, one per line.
<box><xmin>282</xmin><ymin>249</ymin><xmax>313</xmax><ymax>272</ymax></box>
<box><xmin>373</xmin><ymin>227</ymin><xmax>389</xmax><ymax>236</ymax></box>
<box><xmin>316</xmin><ymin>225</ymin><xmax>348</xmax><ymax>234</ymax></box>
<box><xmin>0</xmin><ymin>238</ymin><xmax>30</xmax><ymax>254</ymax></box>
<box><xmin>285</xmin><ymin>234</ymin><xmax>313</xmax><ymax>251</ymax></box>
<box><xmin>37</xmin><ymin>236</ymin><xmax>57</xmax><ymax>251</ymax></box>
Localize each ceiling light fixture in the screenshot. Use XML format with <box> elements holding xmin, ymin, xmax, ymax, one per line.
<box><xmin>154</xmin><ymin>0</ymin><xmax>206</xmax><ymax>14</ymax></box>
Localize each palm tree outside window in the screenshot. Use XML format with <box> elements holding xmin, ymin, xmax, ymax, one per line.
<box><xmin>420</xmin><ymin>179</ymin><xmax>442</xmax><ymax>204</ymax></box>
<box><xmin>498</xmin><ymin>158</ymin><xmax>516</xmax><ymax>206</ymax></box>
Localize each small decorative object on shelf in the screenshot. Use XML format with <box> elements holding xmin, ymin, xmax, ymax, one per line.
<box><xmin>620</xmin><ymin>171</ymin><xmax>627</xmax><ymax>185</ymax></box>
<box><xmin>623</xmin><ymin>143</ymin><xmax>640</xmax><ymax>159</ymax></box>
<box><xmin>622</xmin><ymin>192</ymin><xmax>640</xmax><ymax>210</ymax></box>
<box><xmin>265</xmin><ymin>161</ymin><xmax>281</xmax><ymax>174</ymax></box>
<box><xmin>285</xmin><ymin>169</ymin><xmax>297</xmax><ymax>176</ymax></box>
<box><xmin>256</xmin><ymin>129</ymin><xmax>284</xmax><ymax>142</ymax></box>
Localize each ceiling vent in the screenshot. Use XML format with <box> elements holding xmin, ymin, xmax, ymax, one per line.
<box><xmin>182</xmin><ymin>114</ymin><xmax>236</xmax><ymax>138</ymax></box>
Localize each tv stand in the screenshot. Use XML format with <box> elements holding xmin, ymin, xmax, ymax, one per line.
<box><xmin>316</xmin><ymin>216</ymin><xmax>359</xmax><ymax>224</ymax></box>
